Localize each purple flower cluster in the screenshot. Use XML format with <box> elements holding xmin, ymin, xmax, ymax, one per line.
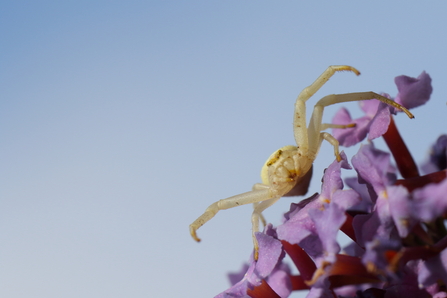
<box><xmin>215</xmin><ymin>71</ymin><xmax>447</xmax><ymax>298</ymax></box>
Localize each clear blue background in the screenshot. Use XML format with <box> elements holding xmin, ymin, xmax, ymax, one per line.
<box><xmin>1</xmin><ymin>2</ymin><xmax>446</xmax><ymax>298</ymax></box>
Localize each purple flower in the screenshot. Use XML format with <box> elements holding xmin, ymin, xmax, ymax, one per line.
<box><xmin>350</xmin><ymin>145</ymin><xmax>404</xmax><ymax>245</ymax></box>
<box><xmin>421</xmin><ymin>134</ymin><xmax>447</xmax><ymax>174</ymax></box>
<box><xmin>350</xmin><ymin>144</ymin><xmax>419</xmax><ymax>244</ymax></box>
<box><xmin>309</xmin><ymin>202</ymin><xmax>346</xmax><ymax>263</ymax></box>
<box><xmin>332</xmin><ymin>100</ymin><xmax>391</xmax><ymax>147</ymax></box>
<box><xmin>276</xmin><ymin>193</ymin><xmax>325</xmax><ymax>257</ymax></box>
<box><xmin>344</xmin><ymin>177</ymin><xmax>373</xmax><ymax>212</ymax></box>
<box><xmin>216</xmin><ymin>225</ymin><xmax>291</xmax><ymax>298</ymax></box>
<box><xmin>351</xmin><ymin>144</ymin><xmax>396</xmax><ymax>201</ymax></box>
<box><xmin>274</xmin><ymin>153</ymin><xmax>368</xmax><ymax>295</ymax></box>
<box><xmin>353</xmin><ymin>194</ymin><xmax>399</xmax><ymax>248</ymax></box>
<box><xmin>321</xmin><ymin>154</ymin><xmax>361</xmax><ymax>211</ymax></box>
<box><xmin>277</xmin><ymin>152</ymin><xmax>358</xmax><ymax>260</ymax></box>
<box><xmin>214</xmin><ymin>70</ymin><xmax>446</xmax><ymax>298</ymax></box>
<box><xmin>394</xmin><ymin>71</ymin><xmax>432</xmax><ymax>109</ymax></box>
<box><xmin>412</xmin><ymin>178</ymin><xmax>447</xmax><ymax>222</ymax></box>
<box><xmin>228</xmin><ymin>264</ymin><xmax>249</xmax><ymax>286</ymax></box>
<box><xmin>387</xmin><ymin>185</ymin><xmax>414</xmax><ymax>238</ymax></box>
<box><xmin>418</xmin><ymin>248</ymin><xmax>447</xmax><ymax>288</ymax></box>
<box><xmin>362</xmin><ymin>237</ymin><xmax>402</xmax><ymax>277</ymax></box>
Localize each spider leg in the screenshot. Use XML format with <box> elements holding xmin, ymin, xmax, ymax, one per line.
<box><xmin>312</xmin><ymin>131</ymin><xmax>342</xmax><ymax>162</ymax></box>
<box><xmin>251</xmin><ymin>196</ymin><xmax>281</xmax><ymax>260</ymax></box>
<box><xmin>307</xmin><ymin>92</ymin><xmax>414</xmax><ymax>160</ymax></box>
<box><xmin>320</xmin><ymin>132</ymin><xmax>342</xmax><ymax>161</ymax></box>
<box><xmin>296</xmin><ymin>66</ymin><xmax>361</xmax><ymax>103</ymax></box>
<box><xmin>252</xmin><ymin>183</ymin><xmax>270</xmax><ymax>227</ymax></box>
<box><xmin>319</xmin><ymin>124</ymin><xmax>356</xmax><ymax>161</ymax></box>
<box><xmin>316</xmin><ymin>92</ymin><xmax>413</xmax><ymax>118</ymax></box>
<box><xmin>253</xmin><ymin>202</ymin><xmax>267</xmax><ymax>227</ymax></box>
<box><xmin>320</xmin><ymin>123</ymin><xmax>356</xmax><ymax>130</ymax></box>
<box><xmin>189</xmin><ymin>189</ymin><xmax>271</xmax><ymax>242</ymax></box>
<box><xmin>294</xmin><ymin>66</ymin><xmax>360</xmax><ymax>158</ymax></box>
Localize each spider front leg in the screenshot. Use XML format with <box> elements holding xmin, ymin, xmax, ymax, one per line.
<box><xmin>307</xmin><ymin>92</ymin><xmax>414</xmax><ymax>160</ymax></box>
<box><xmin>189</xmin><ymin>188</ymin><xmax>272</xmax><ymax>242</ymax></box>
<box><xmin>293</xmin><ymin>65</ymin><xmax>361</xmax><ymax>157</ymax></box>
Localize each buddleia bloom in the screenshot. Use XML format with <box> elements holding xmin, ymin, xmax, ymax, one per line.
<box><xmin>214</xmin><ymin>70</ymin><xmax>447</xmax><ymax>298</ymax></box>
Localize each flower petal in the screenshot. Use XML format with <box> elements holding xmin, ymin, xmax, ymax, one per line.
<box><xmin>394</xmin><ymin>71</ymin><xmax>433</xmax><ymax>109</ymax></box>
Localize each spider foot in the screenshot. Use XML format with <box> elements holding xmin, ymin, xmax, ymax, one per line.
<box><xmin>254</xmin><ymin>244</ymin><xmax>259</xmax><ymax>261</ymax></box>
<box><xmin>189</xmin><ymin>226</ymin><xmax>201</xmax><ymax>242</ymax></box>
<box><xmin>336</xmin><ymin>153</ymin><xmax>342</xmax><ymax>162</ymax></box>
<box><xmin>333</xmin><ymin>65</ymin><xmax>361</xmax><ymax>76</ymax></box>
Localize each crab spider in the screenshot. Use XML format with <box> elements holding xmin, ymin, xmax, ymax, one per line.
<box><xmin>190</xmin><ymin>65</ymin><xmax>414</xmax><ymax>260</ymax></box>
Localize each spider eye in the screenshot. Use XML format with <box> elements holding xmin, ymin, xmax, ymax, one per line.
<box><xmin>266</xmin><ymin>150</ymin><xmax>283</xmax><ymax>166</ymax></box>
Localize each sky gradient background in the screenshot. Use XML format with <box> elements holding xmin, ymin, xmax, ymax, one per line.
<box><xmin>2</xmin><ymin>2</ymin><xmax>447</xmax><ymax>298</ymax></box>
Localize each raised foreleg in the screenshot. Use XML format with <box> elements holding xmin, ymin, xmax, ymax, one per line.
<box><xmin>307</xmin><ymin>92</ymin><xmax>414</xmax><ymax>159</ymax></box>
<box><xmin>293</xmin><ymin>66</ymin><xmax>360</xmax><ymax>156</ymax></box>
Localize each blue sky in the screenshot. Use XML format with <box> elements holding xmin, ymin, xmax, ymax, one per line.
<box><xmin>1</xmin><ymin>2</ymin><xmax>447</xmax><ymax>298</ymax></box>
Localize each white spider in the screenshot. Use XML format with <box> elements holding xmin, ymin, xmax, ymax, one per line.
<box><xmin>189</xmin><ymin>65</ymin><xmax>413</xmax><ymax>259</ymax></box>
